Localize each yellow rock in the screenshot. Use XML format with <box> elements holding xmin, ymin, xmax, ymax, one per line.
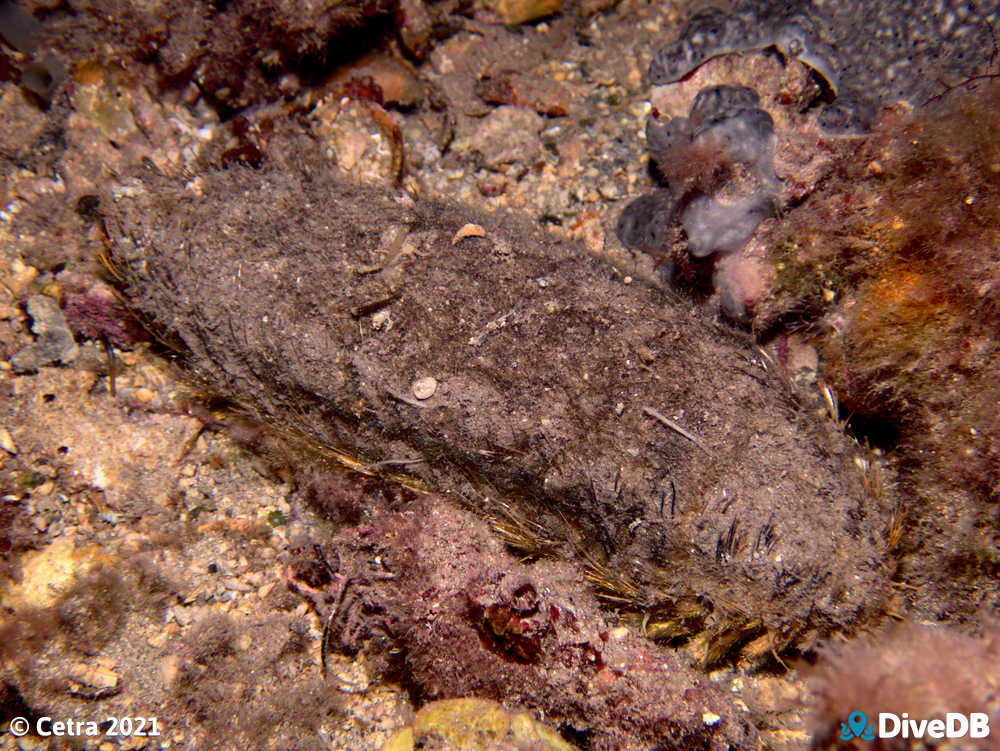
<box><xmin>0</xmin><ymin>537</ymin><xmax>116</xmax><ymax>610</ymax></box>
<box><xmin>416</xmin><ymin>698</ymin><xmax>511</xmax><ymax>744</ymax></box>
<box><xmin>382</xmin><ymin>697</ymin><xmax>576</xmax><ymax>751</ymax></box>
<box><xmin>381</xmin><ymin>727</ymin><xmax>414</xmax><ymax>751</ymax></box>
<box><xmin>484</xmin><ymin>0</ymin><xmax>564</xmax><ymax>25</ymax></box>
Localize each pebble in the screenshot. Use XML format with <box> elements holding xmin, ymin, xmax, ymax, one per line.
<box><xmin>475</xmin><ymin>70</ymin><xmax>571</xmax><ymax>117</ymax></box>
<box><xmin>223</xmin><ymin>577</ymin><xmax>253</xmax><ymax>592</ymax></box>
<box><xmin>342</xmin><ymin>52</ymin><xmax>425</xmax><ymax>108</ymax></box>
<box><xmin>0</xmin><ymin>426</ymin><xmax>17</xmax><ymax>454</ymax></box>
<box><xmin>598</xmin><ymin>179</ymin><xmax>622</xmax><ymax>200</ymax></box>
<box><xmin>244</xmin><ymin>571</ymin><xmax>263</xmax><ymax>587</ymax></box>
<box><xmin>468</xmin><ymin>106</ymin><xmax>544</xmax><ymax>171</ymax></box>
<box><xmin>67</xmin><ymin>662</ymin><xmax>121</xmax><ymax>699</ymax></box>
<box><xmin>170</xmin><ymin>606</ymin><xmax>193</xmax><ymax>626</ymax></box>
<box><xmin>10</xmin><ymin>295</ymin><xmax>79</xmax><ymax>372</ymax></box>
<box><xmin>160</xmin><ymin>654</ymin><xmax>182</xmax><ymax>687</ymax></box>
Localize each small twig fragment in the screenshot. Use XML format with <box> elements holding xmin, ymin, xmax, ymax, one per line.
<box><xmin>321</xmin><ymin>577</ymin><xmax>352</xmax><ymax>679</ymax></box>
<box><xmin>363</xmin><ymin>456</ymin><xmax>426</xmax><ymax>471</ymax></box>
<box><xmin>364</xmin><ymin>101</ymin><xmax>405</xmax><ymax>187</ymax></box>
<box><xmin>642</xmin><ymin>406</ymin><xmax>712</xmax><ymax>456</ymax></box>
<box><xmin>103</xmin><ymin>335</ymin><xmax>117</xmax><ymax>397</ymax></box>
<box><xmin>469</xmin><ymin>309</ymin><xmax>515</xmax><ymax>346</ymax></box>
<box><xmin>350</xmin><ymin>292</ymin><xmax>401</xmax><ymax>319</ymax></box>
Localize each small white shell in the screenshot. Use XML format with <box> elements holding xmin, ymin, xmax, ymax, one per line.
<box><xmin>411</xmin><ymin>376</ymin><xmax>438</xmax><ymax>400</ymax></box>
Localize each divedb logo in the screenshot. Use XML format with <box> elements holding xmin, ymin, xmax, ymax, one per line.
<box><xmin>840</xmin><ymin>710</ymin><xmax>991</xmax><ymax>742</ymax></box>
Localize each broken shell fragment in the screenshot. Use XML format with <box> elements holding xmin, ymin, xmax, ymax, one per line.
<box><xmin>452</xmin><ymin>223</ymin><xmax>486</xmax><ymax>244</ymax></box>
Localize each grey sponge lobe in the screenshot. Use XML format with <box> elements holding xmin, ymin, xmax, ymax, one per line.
<box><xmin>679</xmin><ymin>191</ymin><xmax>773</xmax><ymax>258</ymax></box>
<box><xmin>615</xmin><ymin>189</ymin><xmax>677</xmax><ymax>253</ymax></box>
<box><xmin>689</xmin><ymin>85</ymin><xmax>761</xmax><ymax>129</ymax></box>
<box><xmin>621</xmin><ymin>84</ymin><xmax>776</xmax><ymax>259</ymax></box>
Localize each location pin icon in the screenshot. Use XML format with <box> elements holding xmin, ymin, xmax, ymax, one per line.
<box><xmin>847</xmin><ymin>712</ymin><xmax>867</xmax><ymax>738</ymax></box>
